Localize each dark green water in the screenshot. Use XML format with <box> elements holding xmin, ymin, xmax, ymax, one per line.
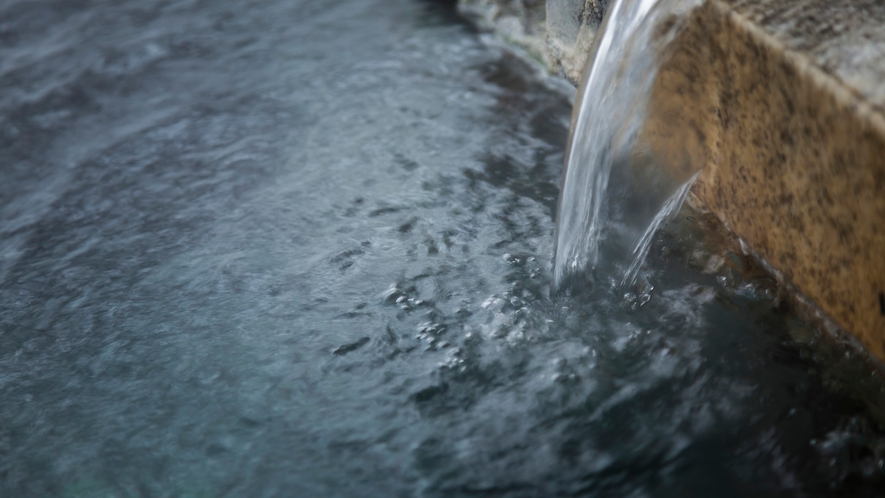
<box><xmin>2</xmin><ymin>0</ymin><xmax>885</xmax><ymax>496</ymax></box>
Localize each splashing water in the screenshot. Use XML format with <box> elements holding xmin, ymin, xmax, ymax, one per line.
<box><xmin>554</xmin><ymin>0</ymin><xmax>703</xmax><ymax>288</ymax></box>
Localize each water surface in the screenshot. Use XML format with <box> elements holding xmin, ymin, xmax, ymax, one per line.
<box><xmin>2</xmin><ymin>0</ymin><xmax>885</xmax><ymax>496</ymax></box>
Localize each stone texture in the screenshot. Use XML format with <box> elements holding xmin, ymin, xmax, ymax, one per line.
<box><xmin>726</xmin><ymin>0</ymin><xmax>885</xmax><ymax>113</ymax></box>
<box><xmin>681</xmin><ymin>1</ymin><xmax>885</xmax><ymax>361</ymax></box>
<box><xmin>639</xmin><ymin>0</ymin><xmax>885</xmax><ymax>361</ymax></box>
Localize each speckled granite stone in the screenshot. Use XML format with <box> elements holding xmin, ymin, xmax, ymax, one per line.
<box><xmin>640</xmin><ymin>0</ymin><xmax>885</xmax><ymax>362</ymax></box>
<box><xmin>725</xmin><ymin>0</ymin><xmax>885</xmax><ymax>113</ymax></box>
<box><xmin>680</xmin><ymin>1</ymin><xmax>885</xmax><ymax>361</ymax></box>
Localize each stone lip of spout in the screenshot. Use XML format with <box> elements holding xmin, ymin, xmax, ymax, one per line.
<box><xmin>458</xmin><ymin>0</ymin><xmax>885</xmax><ymax>365</ymax></box>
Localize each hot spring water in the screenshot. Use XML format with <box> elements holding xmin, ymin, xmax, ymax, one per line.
<box><xmin>554</xmin><ymin>0</ymin><xmax>702</xmax><ymax>289</ymax></box>
<box><xmin>2</xmin><ymin>0</ymin><xmax>885</xmax><ymax>496</ymax></box>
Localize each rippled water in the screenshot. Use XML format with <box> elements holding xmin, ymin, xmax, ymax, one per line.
<box><xmin>2</xmin><ymin>0</ymin><xmax>885</xmax><ymax>496</ymax></box>
<box><xmin>554</xmin><ymin>0</ymin><xmax>701</xmax><ymax>289</ymax></box>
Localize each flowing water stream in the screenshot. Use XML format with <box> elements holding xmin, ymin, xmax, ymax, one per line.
<box><xmin>554</xmin><ymin>0</ymin><xmax>702</xmax><ymax>289</ymax></box>
<box><xmin>2</xmin><ymin>0</ymin><xmax>885</xmax><ymax>496</ymax></box>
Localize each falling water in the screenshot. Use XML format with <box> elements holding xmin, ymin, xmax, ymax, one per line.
<box><xmin>554</xmin><ymin>0</ymin><xmax>703</xmax><ymax>288</ymax></box>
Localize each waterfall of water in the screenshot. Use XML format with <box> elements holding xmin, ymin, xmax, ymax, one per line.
<box><xmin>553</xmin><ymin>0</ymin><xmax>703</xmax><ymax>289</ymax></box>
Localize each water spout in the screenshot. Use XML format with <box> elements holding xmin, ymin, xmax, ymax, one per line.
<box><xmin>554</xmin><ymin>0</ymin><xmax>703</xmax><ymax>289</ymax></box>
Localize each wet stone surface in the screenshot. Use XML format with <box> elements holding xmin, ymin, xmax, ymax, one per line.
<box><xmin>1</xmin><ymin>0</ymin><xmax>885</xmax><ymax>496</ymax></box>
